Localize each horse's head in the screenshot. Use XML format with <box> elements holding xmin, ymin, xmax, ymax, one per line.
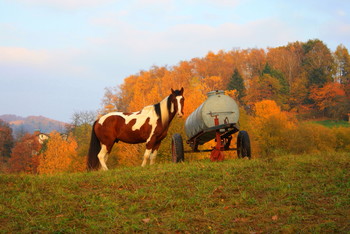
<box><xmin>170</xmin><ymin>87</ymin><xmax>184</xmax><ymax>118</ymax></box>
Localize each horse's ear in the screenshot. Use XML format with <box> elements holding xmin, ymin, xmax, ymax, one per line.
<box><xmin>171</xmin><ymin>88</ymin><xmax>175</xmax><ymax>94</ymax></box>
<box><xmin>180</xmin><ymin>87</ymin><xmax>184</xmax><ymax>94</ymax></box>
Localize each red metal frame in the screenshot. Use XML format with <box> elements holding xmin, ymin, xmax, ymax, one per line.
<box><xmin>210</xmin><ymin>115</ymin><xmax>225</xmax><ymax>161</ymax></box>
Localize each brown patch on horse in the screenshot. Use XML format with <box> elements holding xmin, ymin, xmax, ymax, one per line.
<box><xmin>96</xmin><ymin>115</ymin><xmax>154</xmax><ymax>145</ymax></box>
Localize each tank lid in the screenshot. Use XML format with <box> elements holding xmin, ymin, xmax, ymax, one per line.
<box><xmin>207</xmin><ymin>90</ymin><xmax>225</xmax><ymax>97</ymax></box>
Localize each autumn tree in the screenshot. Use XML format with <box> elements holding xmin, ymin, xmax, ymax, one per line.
<box><xmin>244</xmin><ymin>74</ymin><xmax>282</xmax><ymax>106</ymax></box>
<box><xmin>8</xmin><ymin>133</ymin><xmax>41</xmax><ymax>174</ymax></box>
<box><xmin>267</xmin><ymin>42</ymin><xmax>303</xmax><ymax>87</ymax></box>
<box><xmin>38</xmin><ymin>131</ymin><xmax>82</xmax><ymax>174</ymax></box>
<box><xmin>0</xmin><ymin>119</ymin><xmax>14</xmax><ymax>159</ymax></box>
<box><xmin>100</xmin><ymin>87</ymin><xmax>120</xmax><ymax>114</ymax></box>
<box><xmin>302</xmin><ymin>39</ymin><xmax>334</xmax><ymax>87</ymax></box>
<box><xmin>289</xmin><ymin>73</ymin><xmax>309</xmax><ymax>112</ymax></box>
<box><xmin>203</xmin><ymin>76</ymin><xmax>224</xmax><ymax>92</ymax></box>
<box><xmin>309</xmin><ymin>82</ymin><xmax>349</xmax><ymax>119</ymax></box>
<box><xmin>334</xmin><ymin>44</ymin><xmax>350</xmax><ymax>85</ymax></box>
<box><xmin>227</xmin><ymin>68</ymin><xmax>246</xmax><ymax>102</ymax></box>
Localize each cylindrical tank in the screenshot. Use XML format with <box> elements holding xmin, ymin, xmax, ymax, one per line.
<box><xmin>185</xmin><ymin>90</ymin><xmax>239</xmax><ymax>142</ymax></box>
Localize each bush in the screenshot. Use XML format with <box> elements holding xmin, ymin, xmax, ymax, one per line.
<box><xmin>284</xmin><ymin>123</ymin><xmax>337</xmax><ymax>154</ymax></box>
<box><xmin>250</xmin><ymin>100</ymin><xmax>349</xmax><ymax>156</ymax></box>
<box><xmin>333</xmin><ymin>127</ymin><xmax>350</xmax><ymax>152</ymax></box>
<box><xmin>251</xmin><ymin>100</ymin><xmax>295</xmax><ymax>157</ymax></box>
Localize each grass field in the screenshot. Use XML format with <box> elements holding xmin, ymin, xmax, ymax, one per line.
<box><xmin>1</xmin><ymin>152</ymin><xmax>349</xmax><ymax>233</ymax></box>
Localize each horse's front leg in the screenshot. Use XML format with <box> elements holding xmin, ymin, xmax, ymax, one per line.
<box><xmin>150</xmin><ymin>142</ymin><xmax>161</xmax><ymax>165</ymax></box>
<box><xmin>141</xmin><ymin>148</ymin><xmax>152</xmax><ymax>167</ymax></box>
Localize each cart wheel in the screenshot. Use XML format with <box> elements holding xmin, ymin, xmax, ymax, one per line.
<box><xmin>237</xmin><ymin>131</ymin><xmax>251</xmax><ymax>159</ymax></box>
<box><xmin>172</xmin><ymin>133</ymin><xmax>184</xmax><ymax>163</ymax></box>
<box><xmin>210</xmin><ymin>149</ymin><xmax>224</xmax><ymax>161</ymax></box>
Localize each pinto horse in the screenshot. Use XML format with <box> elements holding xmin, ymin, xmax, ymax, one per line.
<box><xmin>87</xmin><ymin>88</ymin><xmax>184</xmax><ymax>170</ymax></box>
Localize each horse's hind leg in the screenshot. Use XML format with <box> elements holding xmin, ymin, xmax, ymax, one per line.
<box><xmin>98</xmin><ymin>144</ymin><xmax>109</xmax><ymax>171</ymax></box>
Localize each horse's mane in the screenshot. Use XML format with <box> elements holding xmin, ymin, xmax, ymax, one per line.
<box><xmin>156</xmin><ymin>94</ymin><xmax>172</xmax><ymax>127</ymax></box>
<box><xmin>154</xmin><ymin>103</ymin><xmax>161</xmax><ymax>118</ymax></box>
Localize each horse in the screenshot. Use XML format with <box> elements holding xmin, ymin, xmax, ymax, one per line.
<box><xmin>87</xmin><ymin>88</ymin><xmax>184</xmax><ymax>170</ymax></box>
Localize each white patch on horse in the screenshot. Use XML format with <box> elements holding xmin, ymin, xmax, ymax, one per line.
<box><xmin>170</xmin><ymin>102</ymin><xmax>174</xmax><ymax>113</ymax></box>
<box><xmin>98</xmin><ymin>105</ymin><xmax>159</xmax><ymax>142</ymax></box>
<box><xmin>141</xmin><ymin>149</ymin><xmax>152</xmax><ymax>167</ymax></box>
<box><xmin>176</xmin><ymin>96</ymin><xmax>183</xmax><ymax>116</ymax></box>
<box><xmin>159</xmin><ymin>96</ymin><xmax>169</xmax><ymax>127</ymax></box>
<box><xmin>98</xmin><ymin>144</ymin><xmax>109</xmax><ymax>171</ymax></box>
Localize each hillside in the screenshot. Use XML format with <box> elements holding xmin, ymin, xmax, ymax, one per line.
<box><xmin>1</xmin><ymin>152</ymin><xmax>349</xmax><ymax>233</ymax></box>
<box><xmin>0</xmin><ymin>114</ymin><xmax>67</xmax><ymax>136</ymax></box>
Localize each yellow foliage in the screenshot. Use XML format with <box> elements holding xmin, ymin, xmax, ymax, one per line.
<box><xmin>334</xmin><ymin>127</ymin><xmax>350</xmax><ymax>151</ymax></box>
<box><xmin>253</xmin><ymin>100</ymin><xmax>294</xmax><ymax>129</ymax></box>
<box><xmin>184</xmin><ymin>78</ymin><xmax>207</xmax><ymax>116</ymax></box>
<box><xmin>283</xmin><ymin>123</ymin><xmax>337</xmax><ymax>154</ymax></box>
<box><xmin>251</xmin><ymin>100</ymin><xmax>295</xmax><ymax>156</ymax></box>
<box><xmin>254</xmin><ymin>100</ymin><xmax>282</xmax><ymax>119</ymax></box>
<box><xmin>38</xmin><ymin>131</ymin><xmax>80</xmax><ymax>174</ymax></box>
<box><xmin>225</xmin><ymin>90</ymin><xmax>238</xmax><ymax>100</ymax></box>
<box><xmin>202</xmin><ymin>76</ymin><xmax>224</xmax><ymax>92</ymax></box>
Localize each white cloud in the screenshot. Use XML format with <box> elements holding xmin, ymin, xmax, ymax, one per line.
<box><xmin>0</xmin><ymin>47</ymin><xmax>91</xmax><ymax>78</ymax></box>
<box><xmin>0</xmin><ymin>47</ymin><xmax>49</xmax><ymax>65</ymax></box>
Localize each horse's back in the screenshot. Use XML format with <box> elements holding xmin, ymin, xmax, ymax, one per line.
<box><xmin>95</xmin><ymin>111</ymin><xmax>156</xmax><ymax>144</ymax></box>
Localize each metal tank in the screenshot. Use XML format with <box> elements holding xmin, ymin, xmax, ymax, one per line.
<box><xmin>185</xmin><ymin>90</ymin><xmax>240</xmax><ymax>144</ymax></box>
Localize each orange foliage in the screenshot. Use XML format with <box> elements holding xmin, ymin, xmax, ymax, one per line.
<box><xmin>184</xmin><ymin>78</ymin><xmax>207</xmax><ymax>116</ymax></box>
<box><xmin>310</xmin><ymin>82</ymin><xmax>346</xmax><ymax>111</ymax></box>
<box><xmin>253</xmin><ymin>100</ymin><xmax>294</xmax><ymax>128</ymax></box>
<box><xmin>38</xmin><ymin>131</ymin><xmax>82</xmax><ymax>174</ymax></box>
<box><xmin>251</xmin><ymin>100</ymin><xmax>295</xmax><ymax>156</ymax></box>
<box><xmin>267</xmin><ymin>42</ymin><xmax>303</xmax><ymax>87</ymax></box>
<box><xmin>203</xmin><ymin>76</ymin><xmax>224</xmax><ymax>92</ymax></box>
<box><xmin>8</xmin><ymin>133</ymin><xmax>41</xmax><ymax>174</ymax></box>
<box><xmin>225</xmin><ymin>90</ymin><xmax>238</xmax><ymax>100</ymax></box>
<box><xmin>254</xmin><ymin>100</ymin><xmax>282</xmax><ymax>118</ymax></box>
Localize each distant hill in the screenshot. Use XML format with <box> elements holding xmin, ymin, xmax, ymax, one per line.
<box><xmin>0</xmin><ymin>114</ymin><xmax>67</xmax><ymax>137</ymax></box>
<box><xmin>0</xmin><ymin>114</ymin><xmax>25</xmax><ymax>122</ymax></box>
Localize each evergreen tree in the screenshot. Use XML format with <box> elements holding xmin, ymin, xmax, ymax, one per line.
<box><xmin>227</xmin><ymin>68</ymin><xmax>246</xmax><ymax>101</ymax></box>
<box><xmin>262</xmin><ymin>63</ymin><xmax>289</xmax><ymax>95</ymax></box>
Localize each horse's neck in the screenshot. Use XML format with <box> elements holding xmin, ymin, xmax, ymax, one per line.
<box><xmin>159</xmin><ymin>96</ymin><xmax>176</xmax><ymax>127</ymax></box>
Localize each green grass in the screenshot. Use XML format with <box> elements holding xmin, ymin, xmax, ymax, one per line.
<box><xmin>1</xmin><ymin>152</ymin><xmax>349</xmax><ymax>233</ymax></box>
<box><xmin>312</xmin><ymin>119</ymin><xmax>350</xmax><ymax>128</ymax></box>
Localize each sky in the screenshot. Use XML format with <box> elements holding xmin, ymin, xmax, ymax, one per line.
<box><xmin>0</xmin><ymin>0</ymin><xmax>349</xmax><ymax>123</ymax></box>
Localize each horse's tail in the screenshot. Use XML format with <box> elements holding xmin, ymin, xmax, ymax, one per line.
<box><xmin>87</xmin><ymin>121</ymin><xmax>101</xmax><ymax>171</ymax></box>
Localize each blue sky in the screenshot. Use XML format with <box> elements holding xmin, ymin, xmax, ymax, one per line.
<box><xmin>0</xmin><ymin>0</ymin><xmax>349</xmax><ymax>123</ymax></box>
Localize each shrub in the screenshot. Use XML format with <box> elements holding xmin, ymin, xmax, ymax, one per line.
<box><xmin>284</xmin><ymin>123</ymin><xmax>337</xmax><ymax>154</ymax></box>
<box><xmin>251</xmin><ymin>100</ymin><xmax>295</xmax><ymax>157</ymax></box>
<box><xmin>333</xmin><ymin>127</ymin><xmax>350</xmax><ymax>151</ymax></box>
